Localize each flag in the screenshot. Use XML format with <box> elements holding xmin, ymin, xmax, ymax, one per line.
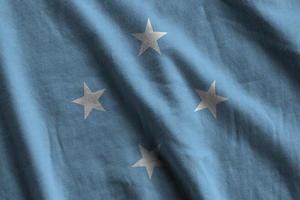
<box><xmin>0</xmin><ymin>0</ymin><xmax>299</xmax><ymax>199</ymax></box>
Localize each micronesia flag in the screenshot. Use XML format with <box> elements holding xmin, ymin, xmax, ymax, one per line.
<box><xmin>0</xmin><ymin>0</ymin><xmax>300</xmax><ymax>200</ymax></box>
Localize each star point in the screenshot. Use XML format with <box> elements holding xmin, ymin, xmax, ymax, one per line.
<box><xmin>72</xmin><ymin>82</ymin><xmax>106</xmax><ymax>119</ymax></box>
<box><xmin>132</xmin><ymin>18</ymin><xmax>167</xmax><ymax>56</ymax></box>
<box><xmin>132</xmin><ymin>144</ymin><xmax>161</xmax><ymax>179</ymax></box>
<box><xmin>195</xmin><ymin>81</ymin><xmax>228</xmax><ymax>118</ymax></box>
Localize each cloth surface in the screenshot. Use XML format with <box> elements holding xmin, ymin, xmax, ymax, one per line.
<box><xmin>0</xmin><ymin>0</ymin><xmax>300</xmax><ymax>199</ymax></box>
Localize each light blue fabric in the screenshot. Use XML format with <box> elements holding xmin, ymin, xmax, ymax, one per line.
<box><xmin>0</xmin><ymin>0</ymin><xmax>300</xmax><ymax>199</ymax></box>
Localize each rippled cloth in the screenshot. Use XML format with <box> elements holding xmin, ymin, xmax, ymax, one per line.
<box><xmin>0</xmin><ymin>0</ymin><xmax>300</xmax><ymax>199</ymax></box>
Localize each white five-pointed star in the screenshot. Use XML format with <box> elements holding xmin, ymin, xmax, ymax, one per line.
<box><xmin>132</xmin><ymin>18</ymin><xmax>167</xmax><ymax>56</ymax></box>
<box><xmin>72</xmin><ymin>82</ymin><xmax>106</xmax><ymax>119</ymax></box>
<box><xmin>132</xmin><ymin>145</ymin><xmax>161</xmax><ymax>179</ymax></box>
<box><xmin>195</xmin><ymin>81</ymin><xmax>228</xmax><ymax>118</ymax></box>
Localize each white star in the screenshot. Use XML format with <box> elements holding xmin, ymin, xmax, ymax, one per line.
<box><xmin>195</xmin><ymin>81</ymin><xmax>228</xmax><ymax>118</ymax></box>
<box><xmin>132</xmin><ymin>18</ymin><xmax>167</xmax><ymax>56</ymax></box>
<box><xmin>132</xmin><ymin>144</ymin><xmax>161</xmax><ymax>179</ymax></box>
<box><xmin>72</xmin><ymin>82</ymin><xmax>106</xmax><ymax>119</ymax></box>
